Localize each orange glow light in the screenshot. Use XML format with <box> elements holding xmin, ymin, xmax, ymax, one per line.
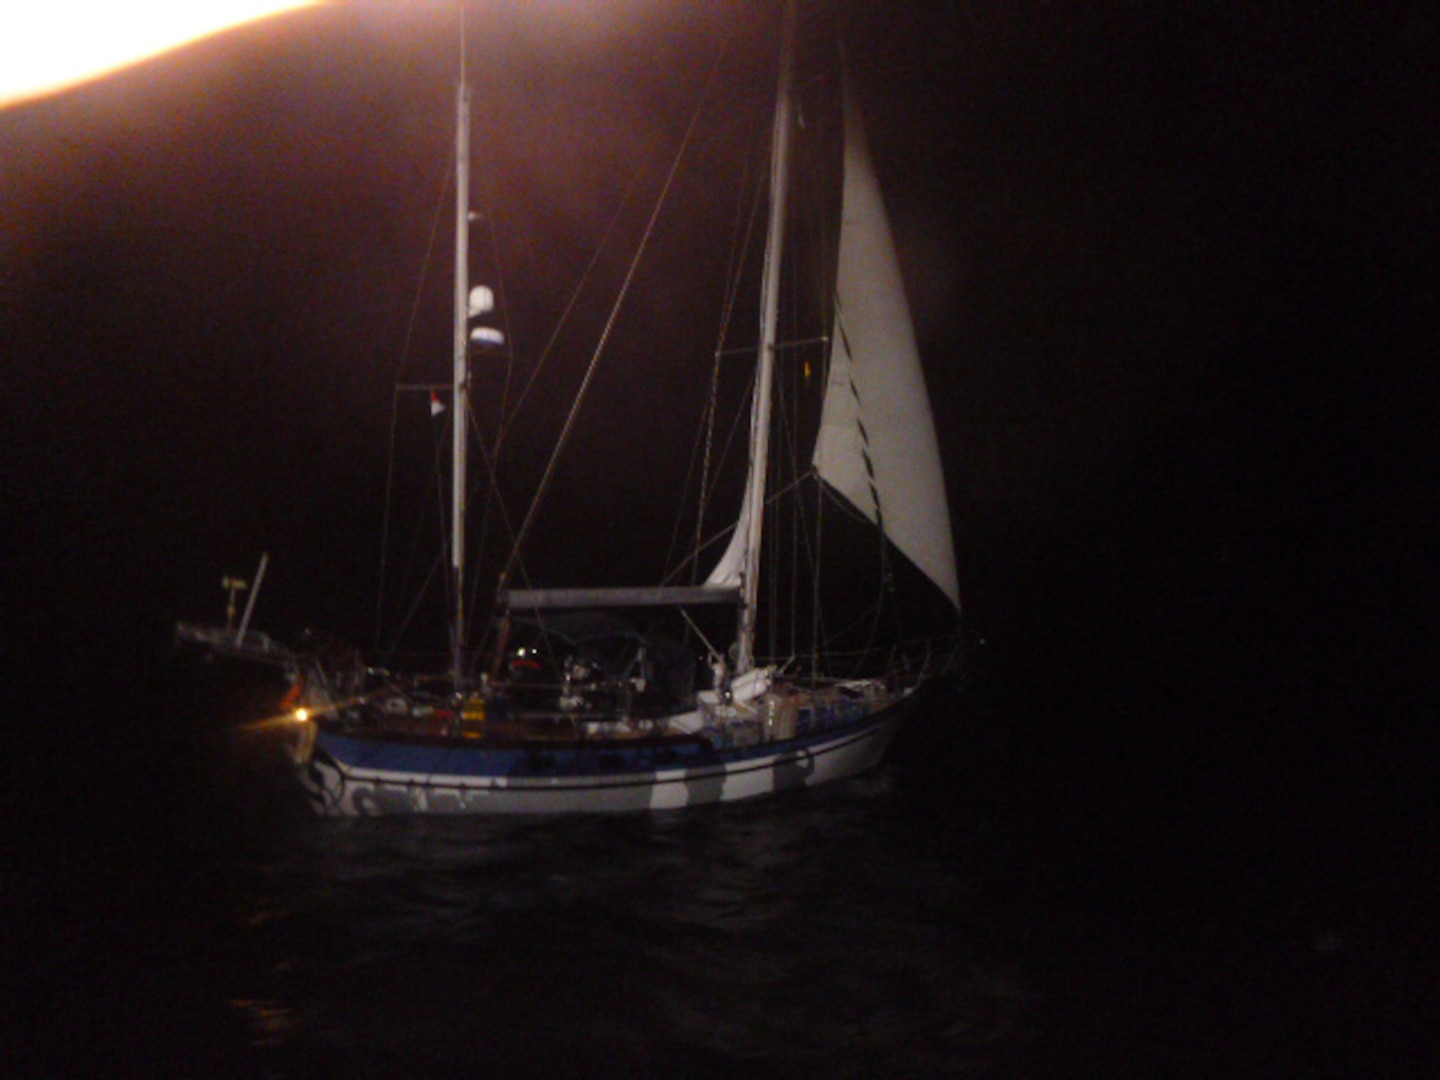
<box><xmin>1</xmin><ymin>1</ymin><xmax>318</xmax><ymax>108</ymax></box>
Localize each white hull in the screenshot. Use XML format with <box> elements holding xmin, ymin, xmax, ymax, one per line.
<box><xmin>296</xmin><ymin>706</ymin><xmax>906</xmax><ymax>816</ymax></box>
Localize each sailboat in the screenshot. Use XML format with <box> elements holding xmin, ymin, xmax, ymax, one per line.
<box><xmin>178</xmin><ymin>2</ymin><xmax>963</xmax><ymax>815</ymax></box>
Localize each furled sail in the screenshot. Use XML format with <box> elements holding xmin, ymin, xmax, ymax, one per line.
<box><xmin>704</xmin><ymin>482</ymin><xmax>751</xmax><ymax>591</ymax></box>
<box><xmin>812</xmin><ymin>77</ymin><xmax>960</xmax><ymax>610</ymax></box>
<box><xmin>704</xmin><ymin>4</ymin><xmax>798</xmax><ymax>613</ymax></box>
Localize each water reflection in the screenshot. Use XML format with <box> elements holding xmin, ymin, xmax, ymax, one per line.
<box><xmin>213</xmin><ymin>764</ymin><xmax>1029</xmax><ymax>1075</ymax></box>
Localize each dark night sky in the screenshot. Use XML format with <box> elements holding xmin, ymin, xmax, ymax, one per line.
<box><xmin>3</xmin><ymin>2</ymin><xmax>1435</xmax><ymax>755</ymax></box>
<box><xmin>4</xmin><ymin>7</ymin><xmax>1439</xmax><ymax>1069</ymax></box>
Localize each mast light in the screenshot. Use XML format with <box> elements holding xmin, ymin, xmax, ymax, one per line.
<box><xmin>468</xmin><ymin>286</ymin><xmax>494</xmax><ymax>316</ymax></box>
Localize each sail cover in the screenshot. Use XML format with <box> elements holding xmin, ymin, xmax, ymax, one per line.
<box><xmin>812</xmin><ymin>79</ymin><xmax>960</xmax><ymax>610</ymax></box>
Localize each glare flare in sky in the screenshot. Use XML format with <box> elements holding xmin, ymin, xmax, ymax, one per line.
<box><xmin>1</xmin><ymin>1</ymin><xmax>318</xmax><ymax>108</ymax></box>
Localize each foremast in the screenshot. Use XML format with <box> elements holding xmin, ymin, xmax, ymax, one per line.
<box><xmin>450</xmin><ymin>18</ymin><xmax>471</xmax><ymax>684</ymax></box>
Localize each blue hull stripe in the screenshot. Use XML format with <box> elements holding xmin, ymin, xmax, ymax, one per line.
<box><xmin>315</xmin><ymin>703</ymin><xmax>903</xmax><ymax>786</ymax></box>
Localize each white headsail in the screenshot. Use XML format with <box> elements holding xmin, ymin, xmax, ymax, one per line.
<box><xmin>812</xmin><ymin>76</ymin><xmax>960</xmax><ymax>610</ymax></box>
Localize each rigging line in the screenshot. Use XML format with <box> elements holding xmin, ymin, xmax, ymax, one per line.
<box><xmin>470</xmin><ymin>152</ymin><xmax>518</xmax><ymax>463</ymax></box>
<box><xmin>465</xmin><ymin>455</ymin><xmax>544</xmax><ymax>665</ymax></box>
<box><xmin>754</xmin><ymin>255</ymin><xmax>815</xmax><ymax>661</ymax></box>
<box><xmin>374</xmin><ymin>137</ymin><xmax>453</xmax><ymax>648</ymax></box>
<box><xmin>787</xmin><ymin>345</ymin><xmax>804</xmax><ymax>657</ymax></box>
<box><xmin>495</xmin><ymin>36</ymin><xmax>733</xmax><ymax>600</ymax></box>
<box><xmin>668</xmin><ymin>346</ymin><xmax>729</xmax><ymax>584</ymax></box>
<box><xmin>458</xmin><ymin>174</ymin><xmax>523</xmax><ymax>651</ymax></box>
<box><xmin>684</xmin><ymin>132</ymin><xmax>766</xmax><ymax>583</ymax></box>
<box><xmin>775</xmin><ymin>377</ymin><xmax>831</xmax><ymax>666</ymax></box>
<box><xmin>765</xmin><ymin>325</ymin><xmax>786</xmax><ymax>656</ymax></box>
<box><xmin>461</xmin><ymin>402</ymin><xmax>522</xmax><ymax>637</ymax></box>
<box><xmin>666</xmin><ymin>161</ymin><xmax>762</xmax><ymax>585</ymax></box>
<box><xmin>815</xmin><ymin>471</ymin><xmax>875</xmax><ymax>525</ymax></box>
<box><xmin>813</xmin><ymin>458</ymin><xmax>896</xmax><ymax>673</ymax></box>
<box><xmin>437</xmin><ymin>408</ymin><xmax>456</xmax><ymax>617</ymax></box>
<box><xmin>381</xmin><ymin>420</ymin><xmax>453</xmax><ymax>665</ymax></box>
<box><xmin>822</xmin><ymin>531</ymin><xmax>891</xmax><ymax>680</ymax></box>
<box><xmin>812</xmin><ymin>463</ymin><xmax>824</xmax><ymax>680</ymax></box>
<box><xmin>384</xmin><ymin>547</ymin><xmax>446</xmax><ymax>667</ymax></box>
<box><xmin>463</xmin><ymin>408</ymin><xmax>498</xmax><ymax>642</ymax></box>
<box><xmin>850</xmin><ymin>595</ymin><xmax>887</xmax><ymax>679</ymax></box>
<box><xmin>662</xmin><ymin>468</ymin><xmax>813</xmax><ymax>586</ymax></box>
<box><xmin>825</xmin><ymin>591</ymin><xmax>885</xmax><ymax>653</ymax></box>
<box><xmin>677</xmin><ymin>607</ymin><xmax>723</xmax><ymax>666</ymax></box>
<box><xmin>500</xmin><ymin>173</ymin><xmax>639</xmax><ymax>452</ymax></box>
<box><xmin>710</xmin><ymin>364</ymin><xmax>757</xmax><ymax>505</ymax></box>
<box><xmin>392</xmin><ymin>133</ymin><xmax>454</xmax><ymax>388</ymax></box>
<box><xmin>679</xmin><ymin>351</ymin><xmax>754</xmax><ymax>584</ymax></box>
<box><xmin>798</xmin><ymin>63</ymin><xmax>843</xmax><ymax>676</ymax></box>
<box><xmin>670</xmin><ymin>353</ymin><xmax>757</xmax><ymax>585</ymax></box>
<box><xmin>680</xmin><ymin>146</ymin><xmax>765</xmax><ymax>574</ymax></box>
<box><xmin>784</xmin><ymin>291</ymin><xmax>815</xmax><ymax>658</ymax></box>
<box><xmin>375</xmin><ymin>388</ymin><xmax>402</xmax><ymax>650</ymax></box>
<box><xmin>475</xmin><ymin>531</ymin><xmax>547</xmax><ymax>673</ymax></box>
<box><xmin>814</xmin><ymin>633</ymin><xmax>953</xmax><ymax>663</ymax></box>
<box><xmin>713</xmin><ymin>335</ymin><xmax>830</xmax><ymax>358</ymax></box>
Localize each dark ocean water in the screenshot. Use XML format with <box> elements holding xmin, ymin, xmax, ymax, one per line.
<box><xmin>12</xmin><ymin>676</ymin><xmax>1031</xmax><ymax>1078</ymax></box>
<box><xmin>10</xmin><ymin>625</ymin><xmax>1434</xmax><ymax>1079</ymax></box>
